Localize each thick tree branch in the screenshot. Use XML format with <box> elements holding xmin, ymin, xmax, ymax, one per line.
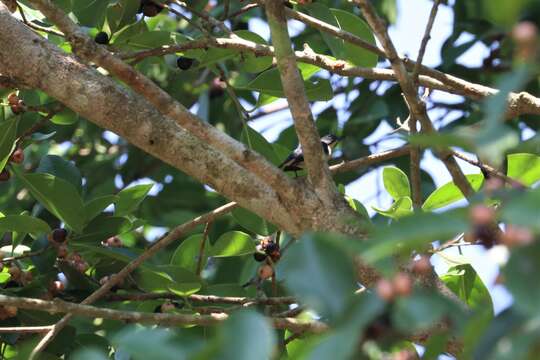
<box><xmin>0</xmin><ymin>295</ymin><xmax>329</xmax><ymax>334</ymax></box>
<box><xmin>264</xmin><ymin>0</ymin><xmax>337</xmax><ymax>200</ymax></box>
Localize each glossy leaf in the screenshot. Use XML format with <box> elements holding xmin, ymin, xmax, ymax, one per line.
<box><xmin>231</xmin><ymin>207</ymin><xmax>277</xmax><ymax>236</ymax></box>
<box><xmin>115</xmin><ymin>184</ymin><xmax>153</xmax><ymax>217</ymax></box>
<box><xmin>0</xmin><ymin>215</ymin><xmax>50</xmax><ymax>234</ymax></box>
<box><xmin>440</xmin><ymin>264</ymin><xmax>493</xmax><ymax>314</ymax></box>
<box><xmin>170</xmin><ymin>234</ymin><xmax>207</xmax><ymax>273</ymax></box>
<box><xmin>210</xmin><ymin>231</ymin><xmax>255</xmax><ymax>257</ymax></box>
<box><xmin>507</xmin><ymin>153</ymin><xmax>540</xmax><ymax>186</ymax></box>
<box><xmin>372</xmin><ymin>196</ymin><xmax>413</xmax><ymax>219</ymax></box>
<box><xmin>0</xmin><ymin>118</ymin><xmax>18</xmax><ymax>171</ymax></box>
<box><xmin>36</xmin><ymin>155</ymin><xmax>82</xmax><ymax>194</ymax></box>
<box><xmin>73</xmin><ymin>215</ymin><xmax>132</xmax><ymax>243</ymax></box>
<box><xmin>422</xmin><ymin>174</ymin><xmax>484</xmax><ymax>211</ymax></box>
<box><xmin>12</xmin><ymin>166</ymin><xmax>86</xmax><ymax>233</ymax></box>
<box><xmin>235</xmin><ymin>31</ymin><xmax>272</xmax><ymax>73</ymax></box>
<box><xmin>84</xmin><ymin>195</ymin><xmax>119</xmax><ymax>223</ymax></box>
<box><xmin>383</xmin><ymin>166</ymin><xmax>411</xmax><ymax>200</ymax></box>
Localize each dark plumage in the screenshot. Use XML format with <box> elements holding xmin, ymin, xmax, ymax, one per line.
<box><xmin>278</xmin><ymin>134</ymin><xmax>341</xmax><ymax>175</ymax></box>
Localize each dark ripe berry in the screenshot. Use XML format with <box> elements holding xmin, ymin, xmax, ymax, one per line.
<box><xmin>142</xmin><ymin>3</ymin><xmax>161</xmax><ymax>17</ymax></box>
<box><xmin>263</xmin><ymin>242</ymin><xmax>279</xmax><ymax>255</ymax></box>
<box><xmin>95</xmin><ymin>31</ymin><xmax>109</xmax><ymax>45</ymax></box>
<box><xmin>10</xmin><ymin>148</ymin><xmax>24</xmax><ymax>164</ymax></box>
<box><xmin>253</xmin><ymin>252</ymin><xmax>267</xmax><ymax>262</ymax></box>
<box><xmin>177</xmin><ymin>56</ymin><xmax>194</xmax><ymax>70</ymax></box>
<box><xmin>0</xmin><ymin>169</ymin><xmax>10</xmax><ymax>182</ymax></box>
<box><xmin>476</xmin><ymin>225</ymin><xmax>496</xmax><ymax>248</ymax></box>
<box><xmin>51</xmin><ymin>228</ymin><xmax>68</xmax><ymax>243</ymax></box>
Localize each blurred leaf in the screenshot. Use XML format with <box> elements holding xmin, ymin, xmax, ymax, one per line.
<box><xmin>392</xmin><ymin>291</ymin><xmax>454</xmax><ymax>332</ymax></box>
<box><xmin>84</xmin><ymin>195</ymin><xmax>118</xmax><ymax>223</ymax></box>
<box><xmin>12</xmin><ymin>166</ymin><xmax>86</xmax><ymax>233</ymax></box>
<box><xmin>36</xmin><ymin>155</ymin><xmax>82</xmax><ymax>194</ymax></box>
<box><xmin>500</xmin><ymin>188</ymin><xmax>540</xmax><ymax>231</ymax></box>
<box><xmin>278</xmin><ymin>233</ymin><xmax>356</xmax><ymax>320</ymax></box>
<box><xmin>114</xmin><ymin>30</ymin><xmax>188</xmax><ymax>49</ymax></box>
<box><xmin>0</xmin><ymin>273</ymin><xmax>11</xmax><ymax>284</ymax></box>
<box><xmin>383</xmin><ymin>166</ymin><xmax>411</xmax><ymax>200</ymax></box>
<box><xmin>231</xmin><ymin>207</ymin><xmax>277</xmax><ymax>236</ymax></box>
<box><xmin>0</xmin><ymin>215</ymin><xmax>50</xmax><ymax>234</ymax></box>
<box><xmin>507</xmin><ymin>153</ymin><xmax>540</xmax><ymax>186</ymax></box>
<box><xmin>138</xmin><ymin>265</ymin><xmax>201</xmax><ymax>295</ymax></box>
<box><xmin>481</xmin><ymin>0</ymin><xmax>535</xmax><ymax>27</ymax></box>
<box><xmin>113</xmin><ymin>326</ymin><xmax>184</xmax><ymax>360</ymax></box>
<box><xmin>372</xmin><ymin>196</ymin><xmax>413</xmax><ymax>219</ymax></box>
<box><xmin>0</xmin><ymin>117</ymin><xmax>18</xmax><ymax>171</ymax></box>
<box><xmin>210</xmin><ymin>231</ymin><xmax>254</xmax><ymax>257</ymax></box>
<box><xmin>235</xmin><ymin>31</ymin><xmax>272</xmax><ymax>73</ymax></box>
<box><xmin>72</xmin><ymin>0</ymin><xmax>110</xmax><ymax>27</ymax></box>
<box><xmin>504</xmin><ymin>242</ymin><xmax>540</xmax><ymax>315</ymax></box>
<box><xmin>115</xmin><ymin>183</ymin><xmax>153</xmax><ymax>217</ymax></box>
<box><xmin>106</xmin><ymin>0</ymin><xmax>139</xmax><ymax>34</ymax></box>
<box><xmin>170</xmin><ymin>234</ymin><xmax>206</xmax><ymax>273</ymax></box>
<box><xmin>422</xmin><ymin>174</ymin><xmax>484</xmax><ymax>211</ymax></box>
<box><xmin>214</xmin><ymin>311</ymin><xmax>276</xmax><ymax>360</ymax></box>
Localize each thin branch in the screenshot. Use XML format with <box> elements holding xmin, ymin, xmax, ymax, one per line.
<box><xmin>107</xmin><ymin>292</ymin><xmax>297</xmax><ymax>305</ymax></box>
<box><xmin>1</xmin><ymin>248</ymin><xmax>46</xmax><ymax>263</ymax></box>
<box><xmin>28</xmin><ymin>201</ymin><xmax>237</xmax><ymax>359</ymax></box>
<box><xmin>330</xmin><ymin>146</ymin><xmax>410</xmax><ymax>174</ymax></box>
<box><xmin>265</xmin><ymin>1</ymin><xmax>336</xmax><ymax>200</ymax></box>
<box><xmin>195</xmin><ymin>221</ymin><xmax>212</xmax><ymax>276</ymax></box>
<box><xmin>0</xmin><ymin>326</ymin><xmax>53</xmax><ymax>334</ymax></box>
<box><xmin>161</xmin><ymin>2</ymin><xmax>209</xmax><ymax>36</ymax></box>
<box><xmin>228</xmin><ymin>3</ymin><xmax>259</xmax><ymax>19</ymax></box>
<box><xmin>411</xmin><ymin>0</ymin><xmax>441</xmax><ymax>83</ymax></box>
<box><xmin>0</xmin><ymin>294</ymin><xmax>328</xmax><ymax>334</ymax></box>
<box><xmin>17</xmin><ymin>3</ymin><xmax>64</xmax><ymax>37</ymax></box>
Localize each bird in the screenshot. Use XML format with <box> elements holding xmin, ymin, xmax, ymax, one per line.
<box><xmin>278</xmin><ymin>134</ymin><xmax>341</xmax><ymax>176</ymax></box>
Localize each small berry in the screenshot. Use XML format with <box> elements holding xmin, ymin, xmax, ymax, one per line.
<box><xmin>470</xmin><ymin>205</ymin><xmax>495</xmax><ymax>226</ymax></box>
<box><xmin>176</xmin><ymin>56</ymin><xmax>194</xmax><ymax>70</ymax></box>
<box><xmin>264</xmin><ymin>242</ymin><xmax>279</xmax><ymax>255</ymax></box>
<box><xmin>56</xmin><ymin>244</ymin><xmax>68</xmax><ymax>258</ymax></box>
<box><xmin>499</xmin><ymin>225</ymin><xmax>534</xmax><ymax>247</ymax></box>
<box><xmin>375</xmin><ymin>278</ymin><xmax>395</xmax><ymax>301</ymax></box>
<box><xmin>7</xmin><ymin>93</ymin><xmax>18</xmax><ymax>105</ymax></box>
<box><xmin>393</xmin><ymin>272</ymin><xmax>413</xmax><ymax>297</ymax></box>
<box><xmin>102</xmin><ymin>236</ymin><xmax>123</xmax><ymax>247</ymax></box>
<box><xmin>141</xmin><ymin>3</ymin><xmax>161</xmax><ymax>17</ymax></box>
<box><xmin>253</xmin><ymin>252</ymin><xmax>267</xmax><ymax>262</ymax></box>
<box><xmin>10</xmin><ymin>148</ymin><xmax>24</xmax><ymax>164</ymax></box>
<box><xmin>49</xmin><ymin>280</ymin><xmax>65</xmax><ymax>294</ymax></box>
<box><xmin>3</xmin><ymin>306</ymin><xmax>17</xmax><ymax>318</ymax></box>
<box><xmin>51</xmin><ymin>228</ymin><xmax>68</xmax><ymax>243</ymax></box>
<box><xmin>94</xmin><ymin>31</ymin><xmax>109</xmax><ymax>45</ymax></box>
<box><xmin>8</xmin><ymin>266</ymin><xmax>21</xmax><ymax>280</ymax></box>
<box><xmin>257</xmin><ymin>264</ymin><xmax>274</xmax><ymax>280</ymax></box>
<box><xmin>209</xmin><ymin>77</ymin><xmax>226</xmax><ymax>99</ymax></box>
<box><xmin>0</xmin><ymin>169</ymin><xmax>10</xmax><ymax>182</ymax></box>
<box><xmin>512</xmin><ymin>21</ymin><xmax>538</xmax><ymax>45</ymax></box>
<box><xmin>412</xmin><ymin>256</ymin><xmax>431</xmax><ymax>275</ymax></box>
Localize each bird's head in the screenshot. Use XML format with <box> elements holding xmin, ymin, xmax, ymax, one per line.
<box><xmin>321</xmin><ymin>134</ymin><xmax>341</xmax><ymax>149</ymax></box>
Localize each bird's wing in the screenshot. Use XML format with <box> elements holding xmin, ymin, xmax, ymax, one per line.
<box><xmin>278</xmin><ymin>147</ymin><xmax>304</xmax><ymax>170</ymax></box>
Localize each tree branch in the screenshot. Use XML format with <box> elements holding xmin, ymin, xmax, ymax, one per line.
<box><xmin>107</xmin><ymin>293</ymin><xmax>297</xmax><ymax>305</ymax></box>
<box><xmin>264</xmin><ymin>0</ymin><xmax>337</xmax><ymax>200</ymax></box>
<box><xmin>0</xmin><ymin>294</ymin><xmax>328</xmax><ymax>334</ymax></box>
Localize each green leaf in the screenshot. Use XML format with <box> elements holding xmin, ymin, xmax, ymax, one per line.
<box><xmin>115</xmin><ymin>30</ymin><xmax>188</xmax><ymax>49</ymax></box>
<box><xmin>240</xmin><ymin>126</ymin><xmax>280</xmax><ymax>165</ymax></box>
<box><xmin>113</xmin><ymin>326</ymin><xmax>189</xmax><ymax>360</ymax></box>
<box><xmin>115</xmin><ymin>184</ymin><xmax>153</xmax><ymax>217</ymax></box>
<box><xmin>231</xmin><ymin>207</ymin><xmax>277</xmax><ymax>236</ymax></box>
<box><xmin>84</xmin><ymin>195</ymin><xmax>119</xmax><ymax>223</ymax></box>
<box><xmin>278</xmin><ymin>233</ymin><xmax>357</xmax><ymax>320</ymax></box>
<box><xmin>306</xmin><ymin>3</ymin><xmax>344</xmax><ymax>57</ymax></box>
<box><xmin>214</xmin><ymin>311</ymin><xmax>276</xmax><ymax>360</ymax></box>
<box><xmin>330</xmin><ymin>9</ymin><xmax>378</xmax><ymax>67</ymax></box>
<box><xmin>72</xmin><ymin>0</ymin><xmax>110</xmax><ymax>27</ymax></box>
<box><xmin>235</xmin><ymin>31</ymin><xmax>272</xmax><ymax>73</ymax></box>
<box><xmin>504</xmin><ymin>242</ymin><xmax>540</xmax><ymax>315</ymax></box>
<box><xmin>0</xmin><ymin>215</ymin><xmax>50</xmax><ymax>234</ymax></box>
<box><xmin>210</xmin><ymin>231</ymin><xmax>255</xmax><ymax>257</ymax></box>
<box><xmin>382</xmin><ymin>167</ymin><xmax>411</xmax><ymax>200</ymax></box>
<box><xmin>500</xmin><ymin>188</ymin><xmax>540</xmax><ymax>231</ymax></box>
<box><xmin>392</xmin><ymin>291</ymin><xmax>455</xmax><ymax>332</ymax></box>
<box><xmin>481</xmin><ymin>0</ymin><xmax>534</xmax><ymax>27</ymax></box>
<box><xmin>106</xmin><ymin>0</ymin><xmax>139</xmax><ymax>34</ymax></box>
<box><xmin>12</xmin><ymin>166</ymin><xmax>86</xmax><ymax>233</ymax></box>
<box><xmin>345</xmin><ymin>196</ymin><xmax>370</xmax><ymax>219</ymax></box>
<box><xmin>137</xmin><ymin>265</ymin><xmax>201</xmax><ymax>295</ymax></box>
<box><xmin>422</xmin><ymin>174</ymin><xmax>484</xmax><ymax>211</ymax></box>
<box><xmin>51</xmin><ymin>108</ymin><xmax>78</xmax><ymax>125</ymax></box>
<box><xmin>441</xmin><ymin>264</ymin><xmax>493</xmax><ymax>314</ymax></box>
<box><xmin>72</xmin><ymin>242</ymin><xmax>140</xmax><ymax>263</ymax></box>
<box><xmin>170</xmin><ymin>234</ymin><xmax>207</xmax><ymax>273</ymax></box>
<box><xmin>0</xmin><ymin>273</ymin><xmax>10</xmax><ymax>284</ymax></box>
<box><xmin>507</xmin><ymin>153</ymin><xmax>540</xmax><ymax>186</ymax></box>
<box><xmin>36</xmin><ymin>155</ymin><xmax>82</xmax><ymax>194</ymax></box>
<box><xmin>372</xmin><ymin>196</ymin><xmax>413</xmax><ymax>219</ymax></box>
<box><xmin>0</xmin><ymin>118</ymin><xmax>18</xmax><ymax>171</ymax></box>
<box><xmin>73</xmin><ymin>215</ymin><xmax>132</xmax><ymax>243</ymax></box>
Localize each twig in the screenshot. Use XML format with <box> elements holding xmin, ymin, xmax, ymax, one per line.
<box><xmin>0</xmin><ymin>294</ymin><xmax>328</xmax><ymax>334</ymax></box>
<box><xmin>228</xmin><ymin>3</ymin><xmax>259</xmax><ymax>19</ymax></box>
<box><xmin>160</xmin><ymin>2</ymin><xmax>209</xmax><ymax>36</ymax></box>
<box><xmin>1</xmin><ymin>248</ymin><xmax>46</xmax><ymax>263</ymax></box>
<box><xmin>17</xmin><ymin>3</ymin><xmax>64</xmax><ymax>37</ymax></box>
<box><xmin>195</xmin><ymin>221</ymin><xmax>212</xmax><ymax>276</ymax></box>
<box><xmin>330</xmin><ymin>146</ymin><xmax>410</xmax><ymax>174</ymax></box>
<box><xmin>222</xmin><ymin>0</ymin><xmax>230</xmax><ymax>20</ymax></box>
<box><xmin>284</xmin><ymin>331</ymin><xmax>304</xmax><ymax>345</ymax></box>
<box><xmin>0</xmin><ymin>326</ymin><xmax>53</xmax><ymax>334</ymax></box>
<box><xmin>28</xmin><ymin>200</ymin><xmax>237</xmax><ymax>359</ymax></box>
<box><xmin>411</xmin><ymin>0</ymin><xmax>441</xmax><ymax>84</ymax></box>
<box><xmin>107</xmin><ymin>293</ymin><xmax>297</xmax><ymax>305</ymax></box>
<box><xmin>173</xmin><ymin>0</ymin><xmax>232</xmax><ymax>35</ymax></box>
<box><xmin>265</xmin><ymin>1</ymin><xmax>336</xmax><ymax>200</ymax></box>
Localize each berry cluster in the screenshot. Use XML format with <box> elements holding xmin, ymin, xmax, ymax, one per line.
<box><xmin>7</xmin><ymin>92</ymin><xmax>26</xmax><ymax>114</ymax></box>
<box><xmin>375</xmin><ymin>272</ymin><xmax>414</xmax><ymax>302</ymax></box>
<box><xmin>253</xmin><ymin>237</ymin><xmax>280</xmax><ymax>263</ymax></box>
<box><xmin>47</xmin><ymin>228</ymin><xmax>89</xmax><ymax>273</ymax></box>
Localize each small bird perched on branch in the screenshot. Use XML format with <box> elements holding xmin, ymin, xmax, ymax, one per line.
<box><xmin>278</xmin><ymin>134</ymin><xmax>341</xmax><ymax>176</ymax></box>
